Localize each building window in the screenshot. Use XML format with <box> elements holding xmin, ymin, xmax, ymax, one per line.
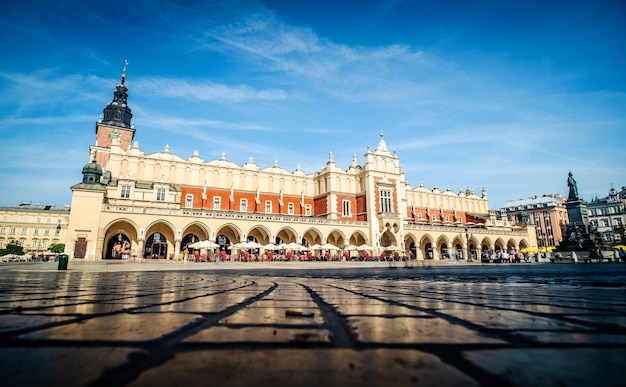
<box><xmin>156</xmin><ymin>188</ymin><xmax>166</xmax><ymax>201</ymax></box>
<box><xmin>265</xmin><ymin>201</ymin><xmax>272</xmax><ymax>213</ymax></box>
<box><xmin>33</xmin><ymin>229</ymin><xmax>39</xmax><ymax>235</ymax></box>
<box><xmin>44</xmin><ymin>229</ymin><xmax>50</xmax><ymax>236</ymax></box>
<box><xmin>31</xmin><ymin>239</ymin><xmax>38</xmax><ymax>248</ymax></box>
<box><xmin>185</xmin><ymin>194</ymin><xmax>194</xmax><ymax>208</ymax></box>
<box><xmin>23</xmin><ymin>216</ymin><xmax>29</xmax><ymax>223</ymax></box>
<box><xmin>42</xmin><ymin>240</ymin><xmax>48</xmax><ymax>249</ymax></box>
<box><xmin>305</xmin><ymin>205</ymin><xmax>311</xmax><ymax>216</ymax></box>
<box><xmin>121</xmin><ymin>185</ymin><xmax>131</xmax><ymax>198</ymax></box>
<box><xmin>240</xmin><ymin>199</ymin><xmax>247</xmax><ymax>212</ymax></box>
<box><xmin>213</xmin><ymin>196</ymin><xmax>221</xmax><ymax>210</ymax></box>
<box><xmin>342</xmin><ymin>199</ymin><xmax>351</xmax><ymax>217</ymax></box>
<box><xmin>36</xmin><ymin>217</ymin><xmax>41</xmax><ymax>223</ymax></box>
<box><xmin>417</xmin><ymin>213</ymin><xmax>423</xmax><ymax>220</ymax></box>
<box><xmin>380</xmin><ymin>190</ymin><xmax>392</xmax><ymax>213</ymax></box>
<box><xmin>0</xmin><ymin>227</ymin><xmax>4</xmax><ymax>234</ymax></box>
<box><xmin>21</xmin><ymin>228</ymin><xmax>27</xmax><ymax>235</ymax></box>
<box><xmin>46</xmin><ymin>218</ymin><xmax>52</xmax><ymax>224</ymax></box>
<box><xmin>2</xmin><ymin>215</ymin><xmax>7</xmax><ymax>221</ymax></box>
<box><xmin>288</xmin><ymin>203</ymin><xmax>294</xmax><ymax>215</ymax></box>
<box><xmin>0</xmin><ymin>239</ymin><xmax>4</xmax><ymax>248</ymax></box>
<box><xmin>9</xmin><ymin>227</ymin><xmax>16</xmax><ymax>235</ymax></box>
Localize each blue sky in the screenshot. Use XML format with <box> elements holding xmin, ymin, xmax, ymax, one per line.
<box><xmin>1</xmin><ymin>0</ymin><xmax>624</xmax><ymax>209</ymax></box>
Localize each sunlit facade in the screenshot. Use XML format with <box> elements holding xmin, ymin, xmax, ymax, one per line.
<box><xmin>0</xmin><ymin>203</ymin><xmax>69</xmax><ymax>254</ymax></box>
<box><xmin>65</xmin><ymin>74</ymin><xmax>536</xmax><ymax>261</ymax></box>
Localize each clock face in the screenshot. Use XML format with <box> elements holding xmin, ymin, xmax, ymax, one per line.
<box><xmin>108</xmin><ymin>129</ymin><xmax>121</xmax><ymax>140</ymax></box>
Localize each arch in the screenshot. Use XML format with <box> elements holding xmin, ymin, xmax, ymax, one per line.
<box><xmin>302</xmin><ymin>228</ymin><xmax>323</xmax><ymax>247</ymax></box>
<box><xmin>404</xmin><ymin>233</ymin><xmax>418</xmax><ymax>260</ymax></box>
<box><xmin>419</xmin><ymin>235</ymin><xmax>435</xmax><ymax>260</ymax></box>
<box><xmin>380</xmin><ymin>229</ymin><xmax>397</xmax><ymax>249</ymax></box>
<box><xmin>247</xmin><ymin>225</ymin><xmax>272</xmax><ymax>244</ymax></box>
<box><xmin>326</xmin><ymin>229</ymin><xmax>346</xmax><ymax>247</ymax></box>
<box><xmin>181</xmin><ymin>222</ymin><xmax>211</xmax><ymax>241</ymax></box>
<box><xmin>276</xmin><ymin>226</ymin><xmax>298</xmax><ymax>244</ymax></box>
<box><xmin>144</xmin><ymin>221</ymin><xmax>177</xmax><ymax>259</ymax></box>
<box><xmin>102</xmin><ymin>219</ymin><xmax>140</xmax><ymax>260</ymax></box>
<box><xmin>494</xmin><ymin>238</ymin><xmax>506</xmax><ymax>252</ymax></box>
<box><xmin>215</xmin><ymin>223</ymin><xmax>242</xmax><ymax>254</ymax></box>
<box><xmin>347</xmin><ymin>231</ymin><xmax>368</xmax><ymax>246</ymax></box>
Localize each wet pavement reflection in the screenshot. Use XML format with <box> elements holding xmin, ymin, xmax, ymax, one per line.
<box><xmin>1</xmin><ymin>264</ymin><xmax>625</xmax><ymax>386</ymax></box>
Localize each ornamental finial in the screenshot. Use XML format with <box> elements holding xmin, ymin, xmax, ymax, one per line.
<box><xmin>121</xmin><ymin>60</ymin><xmax>128</xmax><ymax>85</ymax></box>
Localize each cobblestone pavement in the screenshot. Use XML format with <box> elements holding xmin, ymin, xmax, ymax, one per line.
<box><xmin>1</xmin><ymin>262</ymin><xmax>626</xmax><ymax>386</ymax></box>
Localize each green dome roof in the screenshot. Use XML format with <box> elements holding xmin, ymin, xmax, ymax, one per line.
<box><xmin>81</xmin><ymin>159</ymin><xmax>103</xmax><ymax>185</ymax></box>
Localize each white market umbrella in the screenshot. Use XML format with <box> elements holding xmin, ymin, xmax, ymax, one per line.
<box><xmin>189</xmin><ymin>240</ymin><xmax>220</xmax><ymax>249</ymax></box>
<box><xmin>263</xmin><ymin>243</ymin><xmax>279</xmax><ymax>250</ymax></box>
<box><xmin>242</xmin><ymin>241</ymin><xmax>262</xmax><ymax>249</ymax></box>
<box><xmin>284</xmin><ymin>242</ymin><xmax>308</xmax><ymax>251</ymax></box>
<box><xmin>319</xmin><ymin>243</ymin><xmax>340</xmax><ymax>251</ymax></box>
<box><xmin>357</xmin><ymin>244</ymin><xmax>374</xmax><ymax>251</ymax></box>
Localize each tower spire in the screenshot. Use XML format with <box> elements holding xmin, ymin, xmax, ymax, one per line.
<box><xmin>101</xmin><ymin>60</ymin><xmax>133</xmax><ymax>129</ymax></box>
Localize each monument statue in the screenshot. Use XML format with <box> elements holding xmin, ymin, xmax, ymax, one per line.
<box><xmin>567</xmin><ymin>171</ymin><xmax>579</xmax><ymax>201</ymax></box>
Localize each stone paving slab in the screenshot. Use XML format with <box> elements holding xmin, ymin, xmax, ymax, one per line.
<box><xmin>1</xmin><ymin>262</ymin><xmax>626</xmax><ymax>386</ymax></box>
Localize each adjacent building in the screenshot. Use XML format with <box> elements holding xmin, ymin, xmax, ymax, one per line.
<box><xmin>500</xmin><ymin>195</ymin><xmax>569</xmax><ymax>248</ymax></box>
<box><xmin>587</xmin><ymin>186</ymin><xmax>626</xmax><ymax>243</ymax></box>
<box><xmin>0</xmin><ymin>202</ymin><xmax>70</xmax><ymax>255</ymax></box>
<box><xmin>64</xmin><ymin>71</ymin><xmax>536</xmax><ymax>261</ymax></box>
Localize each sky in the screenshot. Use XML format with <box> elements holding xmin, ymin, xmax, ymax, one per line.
<box><xmin>0</xmin><ymin>0</ymin><xmax>625</xmax><ymax>209</ymax></box>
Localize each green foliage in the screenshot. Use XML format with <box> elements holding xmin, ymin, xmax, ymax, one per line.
<box><xmin>0</xmin><ymin>243</ymin><xmax>24</xmax><ymax>256</ymax></box>
<box><xmin>49</xmin><ymin>244</ymin><xmax>65</xmax><ymax>253</ymax></box>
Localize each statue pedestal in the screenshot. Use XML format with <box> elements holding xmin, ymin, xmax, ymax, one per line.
<box><xmin>565</xmin><ymin>200</ymin><xmax>589</xmax><ymax>225</ymax></box>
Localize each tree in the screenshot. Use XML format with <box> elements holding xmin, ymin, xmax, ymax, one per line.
<box><xmin>49</xmin><ymin>243</ymin><xmax>65</xmax><ymax>253</ymax></box>
<box><xmin>0</xmin><ymin>243</ymin><xmax>24</xmax><ymax>256</ymax></box>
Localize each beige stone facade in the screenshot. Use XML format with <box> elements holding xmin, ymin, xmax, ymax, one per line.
<box><xmin>65</xmin><ymin>80</ymin><xmax>537</xmax><ymax>261</ymax></box>
<box><xmin>0</xmin><ymin>203</ymin><xmax>69</xmax><ymax>255</ymax></box>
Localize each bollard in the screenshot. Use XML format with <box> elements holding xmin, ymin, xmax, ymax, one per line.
<box><xmin>57</xmin><ymin>254</ymin><xmax>69</xmax><ymax>270</ymax></box>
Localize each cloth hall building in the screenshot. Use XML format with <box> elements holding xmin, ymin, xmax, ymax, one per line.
<box><xmin>65</xmin><ymin>72</ymin><xmax>536</xmax><ymax>261</ymax></box>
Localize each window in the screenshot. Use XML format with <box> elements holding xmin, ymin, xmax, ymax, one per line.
<box><xmin>23</xmin><ymin>216</ymin><xmax>29</xmax><ymax>223</ymax></box>
<box><xmin>265</xmin><ymin>200</ymin><xmax>272</xmax><ymax>213</ymax></box>
<box><xmin>31</xmin><ymin>239</ymin><xmax>38</xmax><ymax>248</ymax></box>
<box><xmin>380</xmin><ymin>190</ymin><xmax>392</xmax><ymax>213</ymax></box>
<box><xmin>0</xmin><ymin>239</ymin><xmax>3</xmax><ymax>248</ymax></box>
<box><xmin>44</xmin><ymin>229</ymin><xmax>50</xmax><ymax>236</ymax></box>
<box><xmin>2</xmin><ymin>215</ymin><xmax>7</xmax><ymax>221</ymax></box>
<box><xmin>0</xmin><ymin>227</ymin><xmax>4</xmax><ymax>234</ymax></box>
<box><xmin>33</xmin><ymin>229</ymin><xmax>39</xmax><ymax>235</ymax></box>
<box><xmin>10</xmin><ymin>227</ymin><xmax>16</xmax><ymax>235</ymax></box>
<box><xmin>305</xmin><ymin>205</ymin><xmax>311</xmax><ymax>216</ymax></box>
<box><xmin>46</xmin><ymin>218</ymin><xmax>52</xmax><ymax>224</ymax></box>
<box><xmin>185</xmin><ymin>194</ymin><xmax>194</xmax><ymax>208</ymax></box>
<box><xmin>342</xmin><ymin>199</ymin><xmax>351</xmax><ymax>217</ymax></box>
<box><xmin>288</xmin><ymin>203</ymin><xmax>294</xmax><ymax>215</ymax></box>
<box><xmin>21</xmin><ymin>228</ymin><xmax>27</xmax><ymax>235</ymax></box>
<box><xmin>240</xmin><ymin>199</ymin><xmax>248</xmax><ymax>212</ymax></box>
<box><xmin>156</xmin><ymin>188</ymin><xmax>166</xmax><ymax>201</ymax></box>
<box><xmin>213</xmin><ymin>196</ymin><xmax>221</xmax><ymax>210</ymax></box>
<box><xmin>121</xmin><ymin>184</ymin><xmax>131</xmax><ymax>198</ymax></box>
<box><xmin>42</xmin><ymin>240</ymin><xmax>48</xmax><ymax>249</ymax></box>
<box><xmin>36</xmin><ymin>217</ymin><xmax>41</xmax><ymax>223</ymax></box>
<box><xmin>417</xmin><ymin>213</ymin><xmax>423</xmax><ymax>220</ymax></box>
